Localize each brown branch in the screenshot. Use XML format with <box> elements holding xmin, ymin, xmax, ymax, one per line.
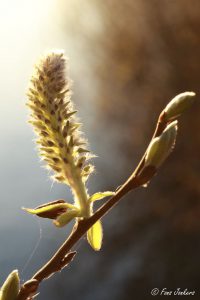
<box><xmin>16</xmin><ymin>112</ymin><xmax>167</xmax><ymax>300</ymax></box>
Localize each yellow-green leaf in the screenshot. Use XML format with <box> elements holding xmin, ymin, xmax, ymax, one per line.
<box><xmin>53</xmin><ymin>209</ymin><xmax>80</xmax><ymax>227</ymax></box>
<box><xmin>89</xmin><ymin>191</ymin><xmax>115</xmax><ymax>203</ymax></box>
<box><xmin>87</xmin><ymin>220</ymin><xmax>103</xmax><ymax>251</ymax></box>
<box><xmin>23</xmin><ymin>203</ymin><xmax>75</xmax><ymax>215</ymax></box>
<box><xmin>22</xmin><ymin>201</ymin><xmax>76</xmax><ymax>220</ymax></box>
<box><xmin>0</xmin><ymin>270</ymin><xmax>19</xmax><ymax>300</ymax></box>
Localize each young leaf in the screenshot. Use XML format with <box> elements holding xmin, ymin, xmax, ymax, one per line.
<box><xmin>89</xmin><ymin>191</ymin><xmax>115</xmax><ymax>203</ymax></box>
<box><xmin>53</xmin><ymin>209</ymin><xmax>80</xmax><ymax>227</ymax></box>
<box><xmin>0</xmin><ymin>270</ymin><xmax>19</xmax><ymax>300</ymax></box>
<box><xmin>87</xmin><ymin>220</ymin><xmax>103</xmax><ymax>251</ymax></box>
<box><xmin>22</xmin><ymin>200</ymin><xmax>76</xmax><ymax>219</ymax></box>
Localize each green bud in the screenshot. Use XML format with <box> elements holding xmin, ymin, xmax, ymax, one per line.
<box><xmin>144</xmin><ymin>121</ymin><xmax>178</xmax><ymax>168</ymax></box>
<box><xmin>0</xmin><ymin>270</ymin><xmax>20</xmax><ymax>300</ymax></box>
<box><xmin>164</xmin><ymin>91</ymin><xmax>196</xmax><ymax>121</ymax></box>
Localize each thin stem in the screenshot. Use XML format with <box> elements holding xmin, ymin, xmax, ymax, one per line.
<box><xmin>68</xmin><ymin>166</ymin><xmax>90</xmax><ymax>217</ymax></box>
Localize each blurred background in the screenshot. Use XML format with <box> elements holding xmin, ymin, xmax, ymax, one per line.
<box><xmin>0</xmin><ymin>0</ymin><xmax>200</xmax><ymax>299</ymax></box>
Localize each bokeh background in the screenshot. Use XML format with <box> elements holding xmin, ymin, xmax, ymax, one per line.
<box><xmin>0</xmin><ymin>0</ymin><xmax>200</xmax><ymax>299</ymax></box>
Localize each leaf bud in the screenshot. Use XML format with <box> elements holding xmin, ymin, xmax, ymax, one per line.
<box><xmin>0</xmin><ymin>270</ymin><xmax>20</xmax><ymax>300</ymax></box>
<box><xmin>164</xmin><ymin>91</ymin><xmax>196</xmax><ymax>121</ymax></box>
<box><xmin>144</xmin><ymin>121</ymin><xmax>178</xmax><ymax>168</ymax></box>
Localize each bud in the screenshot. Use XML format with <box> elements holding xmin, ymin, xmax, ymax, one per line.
<box><xmin>164</xmin><ymin>91</ymin><xmax>196</xmax><ymax>121</ymax></box>
<box><xmin>144</xmin><ymin>121</ymin><xmax>178</xmax><ymax>168</ymax></box>
<box><xmin>0</xmin><ymin>270</ymin><xmax>20</xmax><ymax>300</ymax></box>
<box><xmin>19</xmin><ymin>279</ymin><xmax>39</xmax><ymax>299</ymax></box>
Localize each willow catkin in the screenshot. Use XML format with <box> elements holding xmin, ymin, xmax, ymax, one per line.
<box><xmin>27</xmin><ymin>51</ymin><xmax>94</xmax><ymax>212</ymax></box>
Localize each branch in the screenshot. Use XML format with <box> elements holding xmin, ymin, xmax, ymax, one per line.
<box><xmin>16</xmin><ymin>112</ymin><xmax>166</xmax><ymax>300</ymax></box>
<box><xmin>16</xmin><ymin>90</ymin><xmax>196</xmax><ymax>300</ymax></box>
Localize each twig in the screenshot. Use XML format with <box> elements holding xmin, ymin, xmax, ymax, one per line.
<box><xmin>16</xmin><ymin>112</ymin><xmax>166</xmax><ymax>300</ymax></box>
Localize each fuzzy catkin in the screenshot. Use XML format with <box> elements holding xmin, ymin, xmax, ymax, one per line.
<box><xmin>27</xmin><ymin>51</ymin><xmax>94</xmax><ymax>188</ymax></box>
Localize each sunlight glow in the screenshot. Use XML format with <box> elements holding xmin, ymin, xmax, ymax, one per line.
<box><xmin>0</xmin><ymin>0</ymin><xmax>57</xmax><ymax>64</ymax></box>
<box><xmin>0</xmin><ymin>0</ymin><xmax>58</xmax><ymax>124</ymax></box>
